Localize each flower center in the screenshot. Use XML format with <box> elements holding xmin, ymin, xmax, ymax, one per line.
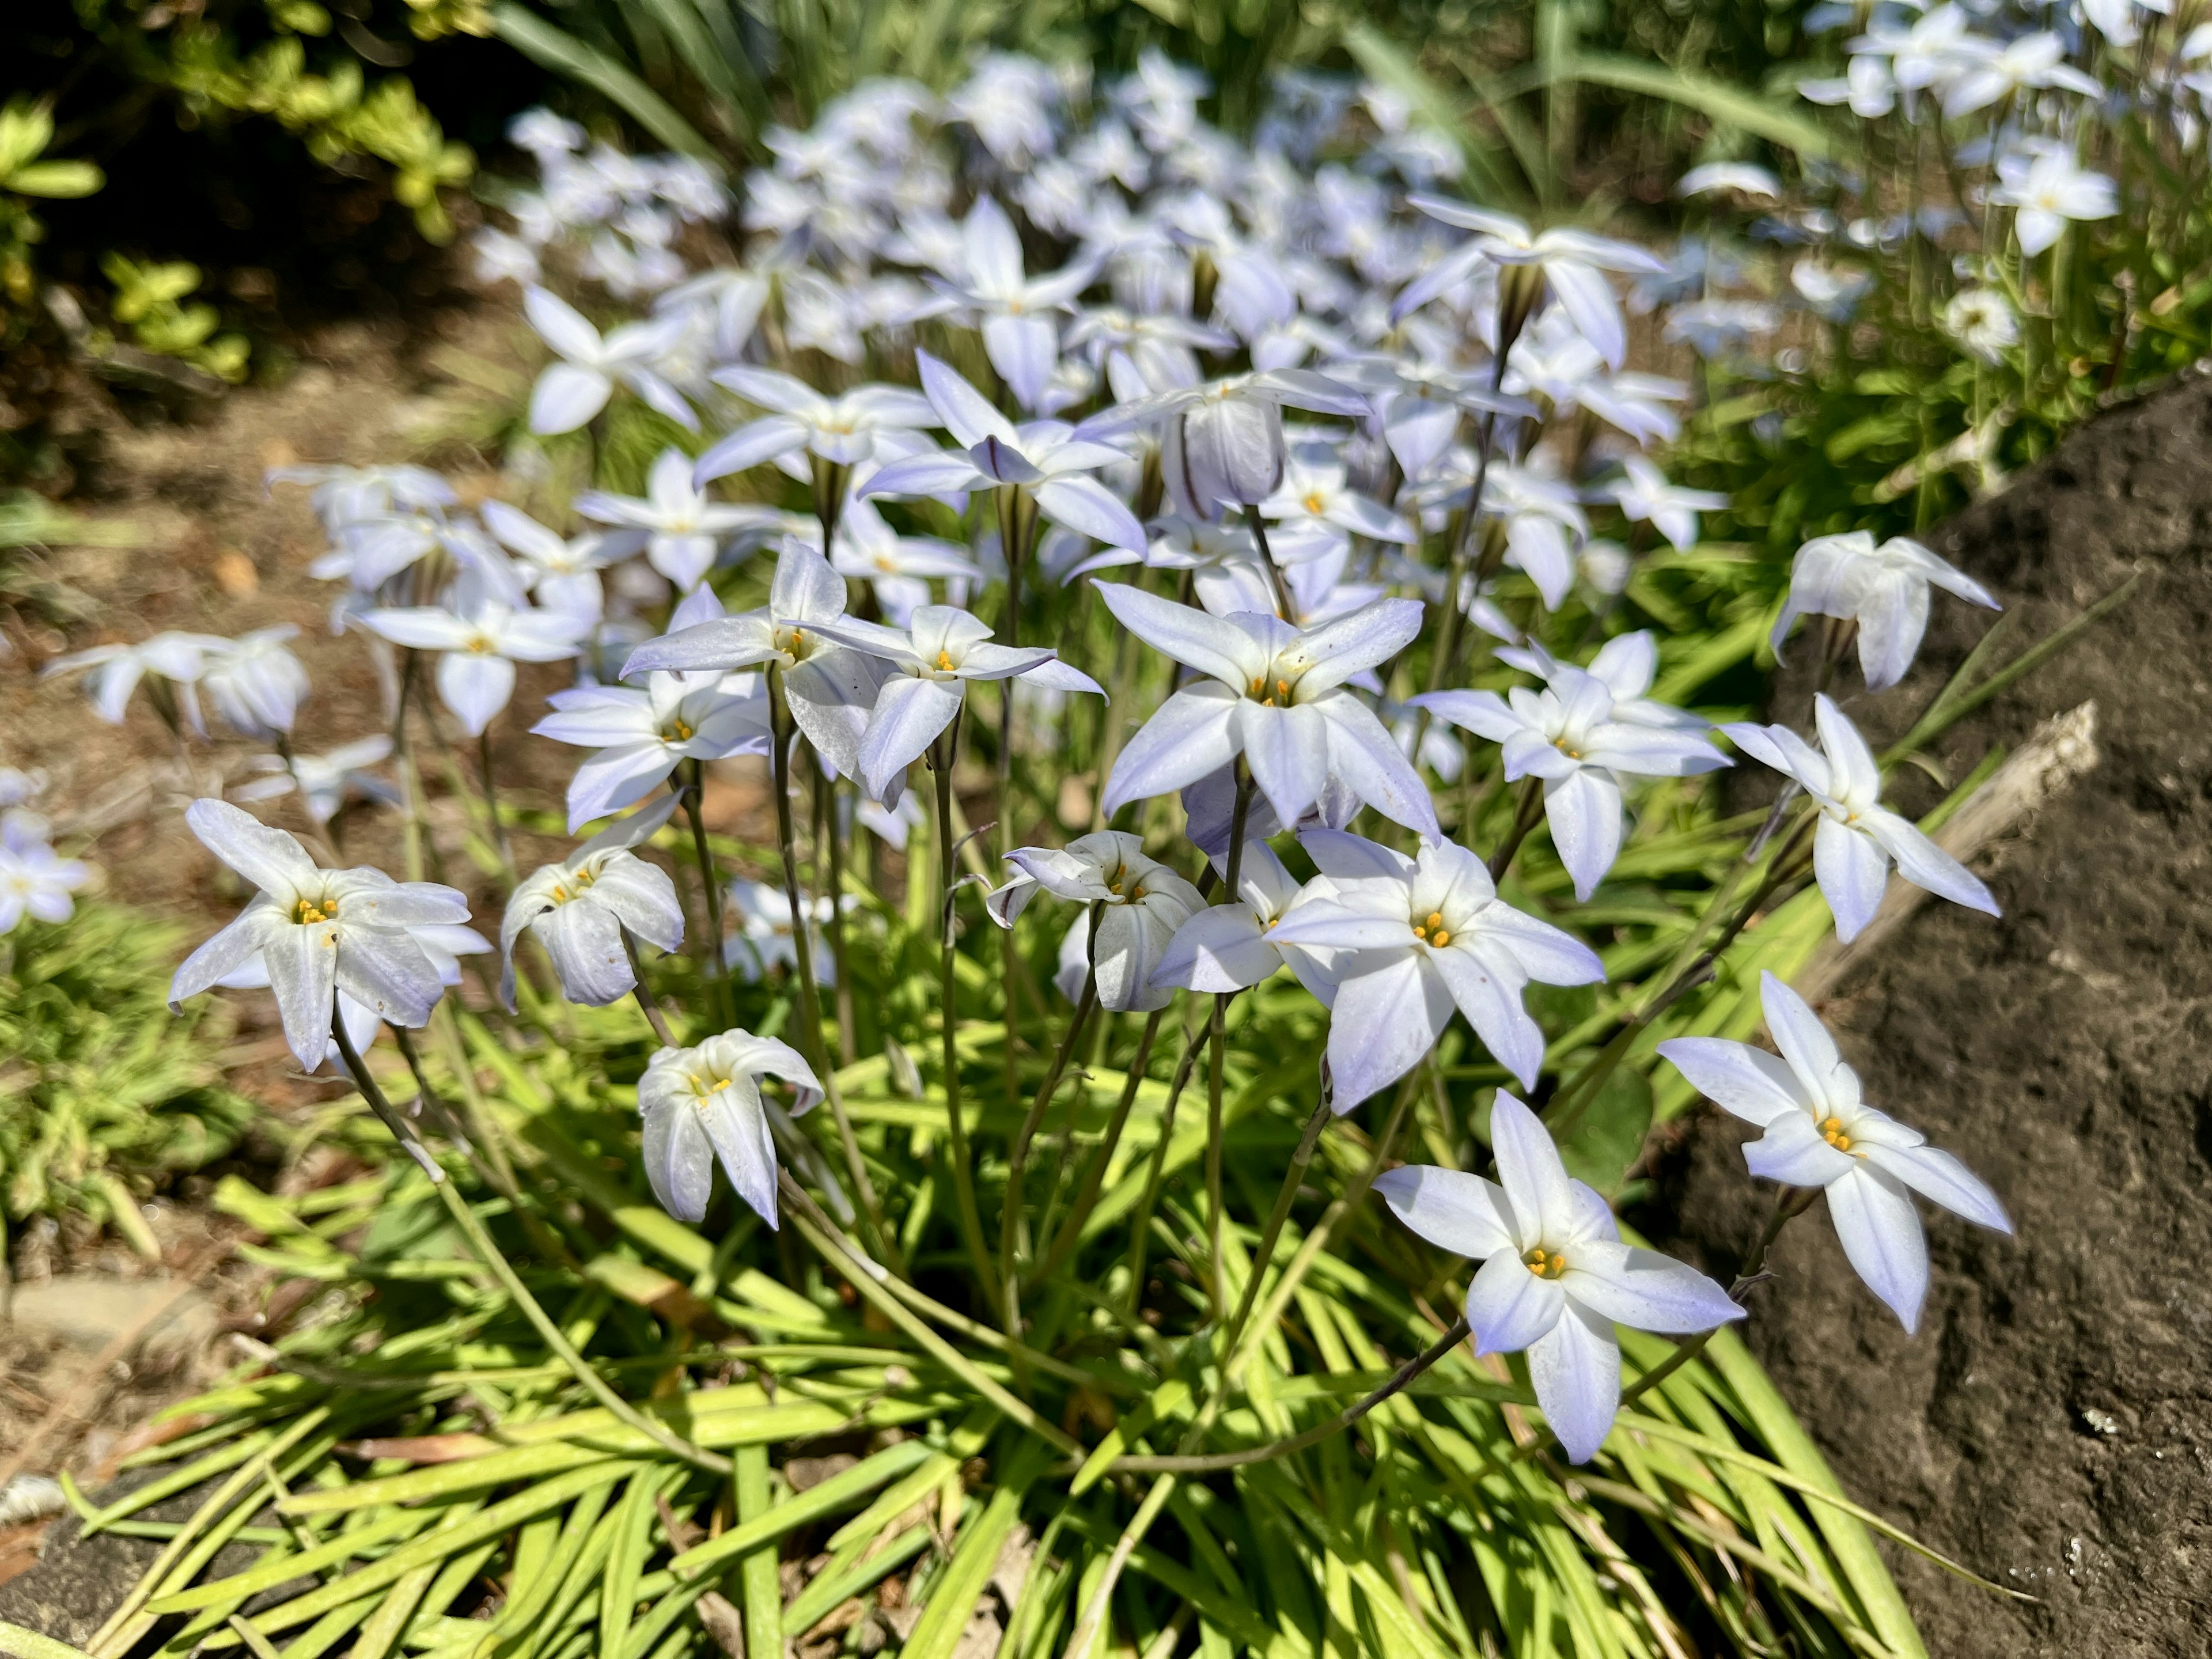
<box><xmin>690</xmin><ymin>1075</ymin><xmax>733</xmax><ymax>1099</ymax></box>
<box><xmin>1410</xmin><ymin>910</ymin><xmax>1451</xmax><ymax>948</ymax></box>
<box><xmin>1819</xmin><ymin>1115</ymin><xmax>1857</xmax><ymax>1153</ymax></box>
<box><xmin>664</xmin><ymin>717</ymin><xmax>695</xmax><ymax>742</ymax></box>
<box><xmin>934</xmin><ymin>649</ymin><xmax>956</xmax><ymax>672</ymax></box>
<box><xmin>1302</xmin><ymin>491</ymin><xmax>1325</xmax><ymax>515</ymax></box>
<box><xmin>291</xmin><ymin>895</ymin><xmax>338</xmax><ymax>925</ymax></box>
<box><xmin>1524</xmin><ymin>1247</ymin><xmax>1568</xmax><ymax>1279</ymax></box>
<box><xmin>1245</xmin><ymin>673</ymin><xmax>1296</xmax><ymax>708</ymax></box>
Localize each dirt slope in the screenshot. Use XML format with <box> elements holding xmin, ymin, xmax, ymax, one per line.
<box><xmin>1646</xmin><ymin>367</ymin><xmax>2212</xmax><ymax>1656</ymax></box>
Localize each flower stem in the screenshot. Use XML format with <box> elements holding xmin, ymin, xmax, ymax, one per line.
<box><xmin>1122</xmin><ymin>1006</ymin><xmax>1207</xmax><ymax>1319</ymax></box>
<box><xmin>680</xmin><ymin>759</ymin><xmax>729</xmax><ymax>1020</ymax></box>
<box><xmin>768</xmin><ymin>669</ymin><xmax>899</xmax><ymax>1273</ymax></box>
<box><xmin>1217</xmin><ymin>1092</ymin><xmax>1333</xmax><ymax>1362</ymax></box>
<box><xmin>1619</xmin><ymin>1186</ymin><xmax>1819</xmax><ymax>1411</ymax></box>
<box><xmin>931</xmin><ymin>726</ymin><xmax>999</xmax><ymax>1315</ymax></box>
<box><xmin>328</xmin><ymin>1016</ymin><xmax>729</xmax><ymax>1475</ymax></box>
<box><xmin>999</xmin><ymin>944</ymin><xmax>1099</xmax><ymax>1340</ymax></box>
<box><xmin>621</xmin><ymin>929</ymin><xmax>676</xmax><ymax>1046</ymax></box>
<box><xmin>1027</xmin><ymin>1005</ymin><xmax>1165</xmax><ymax>1289</ymax></box>
<box><xmin>477</xmin><ymin>727</ymin><xmax>517</xmax><ymax>881</ymax></box>
<box><xmin>1486</xmin><ymin>775</ymin><xmax>1547</xmax><ymax>881</ymax></box>
<box><xmin>815</xmin><ymin>767</ymin><xmax>856</xmax><ymax>1065</ymax></box>
<box><xmin>1243</xmin><ymin>505</ymin><xmax>1297</xmax><ymax>620</ymax></box>
<box><xmin>1206</xmin><ymin>771</ymin><xmax>1258</xmax><ymax>1317</ymax></box>
<box><xmin>1115</xmin><ymin>1314</ymin><xmax>1472</xmax><ymax>1474</ymax></box>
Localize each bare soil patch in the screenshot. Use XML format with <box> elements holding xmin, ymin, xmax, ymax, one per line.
<box><xmin>1641</xmin><ymin>367</ymin><xmax>2212</xmax><ymax>1656</ymax></box>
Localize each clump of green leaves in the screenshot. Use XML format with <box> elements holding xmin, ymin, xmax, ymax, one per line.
<box><xmin>0</xmin><ymin>902</ymin><xmax>257</xmax><ymax>1256</ymax></box>
<box><xmin>0</xmin><ymin>99</ymin><xmax>104</xmax><ymax>339</ymax></box>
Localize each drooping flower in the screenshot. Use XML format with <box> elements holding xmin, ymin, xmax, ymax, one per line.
<box><xmin>1077</xmin><ymin>368</ymin><xmax>1368</xmax><ymax>516</ymax></box>
<box><xmin>522</xmin><ymin>286</ymin><xmax>696</xmax><ymax>435</ymax></box>
<box><xmin>1722</xmin><ymin>695</ymin><xmax>1998</xmax><ymax>942</ymax></box>
<box><xmin>500</xmin><ymin>796</ymin><xmax>685</xmax><ymax>1010</ymax></box>
<box><xmin>1414</xmin><ymin>669</ymin><xmax>1729</xmax><ymax>900</ymax></box>
<box><xmin>533</xmin><ymin>671</ymin><xmax>772</xmax><ymax>832</ymax></box>
<box><xmin>622</xmin><ymin>539</ymin><xmax>891</xmax><ymax>793</ymax></box>
<box><xmin>1094</xmin><ymin>583</ymin><xmax>1438</xmax><ymax>838</ymax></box>
<box><xmin>861</xmin><ymin>353</ymin><xmax>1147</xmax><ymax>554</ymax></box>
<box><xmin>360</xmin><ymin>596</ymin><xmax>592</xmax><ymax>736</ymax></box>
<box><xmin>1770</xmin><ymin>531</ymin><xmax>1999</xmax><ymax>691</ymax></box>
<box><xmin>805</xmin><ymin>605</ymin><xmax>1103</xmax><ymax>802</ymax></box>
<box><xmin>983</xmin><ymin>831</ymin><xmax>1205</xmax><ymax>1012</ymax></box>
<box><xmin>168</xmin><ymin>800</ymin><xmax>471</xmax><ymax>1070</ymax></box>
<box><xmin>41</xmin><ymin>632</ymin><xmax>227</xmax><ymax>732</ymax></box>
<box><xmin>1266</xmin><ymin>836</ymin><xmax>1604</xmax><ymax>1106</ymax></box>
<box><xmin>638</xmin><ymin>1029</ymin><xmax>824</xmax><ymax>1227</ymax></box>
<box><xmin>1940</xmin><ymin>289</ymin><xmax>2019</xmax><ymax>366</ymax></box>
<box><xmin>1658</xmin><ymin>972</ymin><xmax>2010</xmax><ymax>1332</ymax></box>
<box><xmin>691</xmin><ymin>368</ymin><xmax>940</xmax><ymax>487</ymax></box>
<box><xmin>202</xmin><ymin>627</ymin><xmax>312</xmax><ymax>740</ymax></box>
<box><xmin>1395</xmin><ymin>199</ymin><xmax>1666</xmax><ymax>366</ymax></box>
<box><xmin>576</xmin><ymin>448</ymin><xmax>790</xmax><ymax>592</ymax></box>
<box><xmin>1376</xmin><ymin>1093</ymin><xmax>1743</xmax><ymax>1461</ymax></box>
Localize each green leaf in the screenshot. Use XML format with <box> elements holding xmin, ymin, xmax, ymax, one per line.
<box><xmin>1555</xmin><ymin>1067</ymin><xmax>1652</xmax><ymax>1198</ymax></box>
<box><xmin>1550</xmin><ymin>54</ymin><xmax>1833</xmax><ymax>158</ymax></box>
<box><xmin>5</xmin><ymin>160</ymin><xmax>103</xmax><ymax>198</ymax></box>
<box><xmin>488</xmin><ymin>3</ymin><xmax>721</xmax><ymax>164</ymax></box>
<box><xmin>0</xmin><ymin>1622</ymin><xmax>94</xmax><ymax>1659</ymax></box>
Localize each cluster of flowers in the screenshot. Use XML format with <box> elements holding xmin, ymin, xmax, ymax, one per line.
<box><xmin>148</xmin><ymin>53</ymin><xmax>2021</xmax><ymax>1467</ymax></box>
<box><xmin>0</xmin><ymin>768</ymin><xmax>90</xmax><ymax>938</ymax></box>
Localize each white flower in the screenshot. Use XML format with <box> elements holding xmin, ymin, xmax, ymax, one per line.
<box><xmin>1771</xmin><ymin>531</ymin><xmax>1998</xmax><ymax>691</ymax></box>
<box><xmin>1376</xmin><ymin>1093</ymin><xmax>1743</xmax><ymax>1462</ymax></box>
<box><xmin>983</xmin><ymin>831</ymin><xmax>1205</xmax><ymax>1012</ymax></box>
<box><xmin>1660</xmin><ymin>298</ymin><xmax>1781</xmax><ymax>359</ymax></box>
<box><xmin>1940</xmin><ymin>31</ymin><xmax>2099</xmax><ymax>117</ymax></box>
<box><xmin>1078</xmin><ymin>368</ymin><xmax>1368</xmax><ymax>515</ymax></box>
<box><xmin>1722</xmin><ymin>694</ymin><xmax>1999</xmax><ymax>942</ymax></box>
<box><xmin>622</xmin><ymin>539</ymin><xmax>891</xmax><ymax>793</ymax></box>
<box><xmin>1267</xmin><ymin>836</ymin><xmax>1604</xmax><ymax>1105</ymax></box>
<box><xmin>235</xmin><ymin>736</ymin><xmax>399</xmax><ymax>825</ymax></box>
<box><xmin>533</xmin><ymin>671</ymin><xmax>772</xmax><ymax>832</ymax></box>
<box><xmin>1396</xmin><ymin>199</ymin><xmax>1666</xmax><ymax>366</ymax></box>
<box><xmin>1940</xmin><ymin>289</ymin><xmax>2020</xmax><ymax>366</ymax></box>
<box><xmin>922</xmin><ymin>195</ymin><xmax>1096</xmax><ymax>411</ymax></box>
<box><xmin>482</xmin><ymin>500</ymin><xmax>631</xmax><ymax>623</ymax></box>
<box><xmin>577</xmin><ymin>448</ymin><xmax>790</xmax><ymax>592</ymax></box>
<box><xmin>1990</xmin><ymin>149</ymin><xmax>2118</xmax><ymax>257</ymax></box>
<box><xmin>1323</xmin><ymin>354</ymin><xmax>1531</xmax><ymax>480</ymax></box>
<box><xmin>41</xmin><ymin>631</ymin><xmax>226</xmax><ymax>731</ymax></box>
<box><xmin>724</xmin><ymin>878</ymin><xmax>839</xmax><ymax>987</ymax></box>
<box><xmin>1414</xmin><ymin>669</ymin><xmax>1729</xmax><ymax>900</ymax></box>
<box><xmin>1255</xmin><ymin>443</ymin><xmax>1417</xmax><ymax>565</ymax></box>
<box><xmin>1495</xmin><ymin>631</ymin><xmax>1709</xmax><ymax>733</ymax></box>
<box><xmin>501</xmin><ymin>796</ymin><xmax>685</xmax><ymax>1010</ymax></box>
<box><xmin>1605</xmin><ymin>454</ymin><xmax>1726</xmax><ymax>552</ymax></box>
<box><xmin>691</xmin><ymin>369</ymin><xmax>940</xmax><ymax>487</ymax></box>
<box><xmin>807</xmin><ymin>604</ymin><xmax>1103</xmax><ymax>802</ymax></box>
<box><xmin>1149</xmin><ymin>839</ymin><xmax>1340</xmax><ymax>1003</ymax></box>
<box><xmin>638</xmin><ymin>1029</ymin><xmax>823</xmax><ymax>1227</ymax></box>
<box><xmin>1798</xmin><ymin>56</ymin><xmax>1897</xmax><ymax>119</ymax></box>
<box><xmin>1094</xmin><ymin>584</ymin><xmax>1438</xmax><ymax>839</ymax></box>
<box><xmin>862</xmin><ymin>352</ymin><xmax>1146</xmax><ymax>553</ymax></box>
<box><xmin>168</xmin><ymin>800</ymin><xmax>471</xmax><ymax>1070</ymax></box>
<box><xmin>1676</xmin><ymin>163</ymin><xmax>1782</xmax><ymax>200</ymax></box>
<box><xmin>828</xmin><ymin>497</ymin><xmax>982</xmax><ymax>626</ymax></box>
<box><xmin>202</xmin><ymin>627</ymin><xmax>311</xmax><ymax>738</ymax></box>
<box><xmin>0</xmin><ymin>813</ymin><xmax>92</xmax><ymax>934</ymax></box>
<box><xmin>267</xmin><ymin>464</ymin><xmax>455</xmax><ymax>537</ymax></box>
<box><xmin>360</xmin><ymin>596</ymin><xmax>591</xmax><ymax>737</ymax></box>
<box><xmin>1659</xmin><ymin>972</ymin><xmax>2010</xmax><ymax>1332</ymax></box>
<box><xmin>522</xmin><ymin>286</ymin><xmax>696</xmax><ymax>435</ymax></box>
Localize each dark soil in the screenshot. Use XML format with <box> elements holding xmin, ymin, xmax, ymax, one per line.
<box><xmin>1640</xmin><ymin>366</ymin><xmax>2212</xmax><ymax>1656</ymax></box>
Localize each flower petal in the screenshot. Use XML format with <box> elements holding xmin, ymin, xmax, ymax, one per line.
<box><xmin>1526</xmin><ymin>1298</ymin><xmax>1622</xmax><ymax>1464</ymax></box>
<box><xmin>1467</xmin><ymin>1249</ymin><xmax>1567</xmax><ymax>1355</ymax></box>
<box><xmin>1374</xmin><ymin>1164</ymin><xmax>1518</xmax><ymax>1259</ymax></box>
<box><xmin>1825</xmin><ymin>1162</ymin><xmax>1929</xmax><ymax>1331</ymax></box>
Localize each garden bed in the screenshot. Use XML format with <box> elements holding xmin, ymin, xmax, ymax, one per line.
<box><xmin>5</xmin><ymin>316</ymin><xmax>2209</xmax><ymax>1659</ymax></box>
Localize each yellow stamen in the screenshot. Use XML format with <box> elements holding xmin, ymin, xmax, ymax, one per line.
<box><xmin>1524</xmin><ymin>1247</ymin><xmax>1567</xmax><ymax>1279</ymax></box>
<box><xmin>668</xmin><ymin>718</ymin><xmax>695</xmax><ymax>741</ymax></box>
<box><xmin>1431</xmin><ymin>929</ymin><xmax>1450</xmax><ymax>948</ymax></box>
<box><xmin>1820</xmin><ymin>1115</ymin><xmax>1854</xmax><ymax>1152</ymax></box>
<box><xmin>1248</xmin><ymin>675</ymin><xmax>1264</xmax><ymax>696</ymax></box>
<box><xmin>1275</xmin><ymin>677</ymin><xmax>1289</xmax><ymax>699</ymax></box>
<box><xmin>1302</xmin><ymin>491</ymin><xmax>1325</xmax><ymax>515</ymax></box>
<box><xmin>935</xmin><ymin>649</ymin><xmax>955</xmax><ymax>671</ymax></box>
